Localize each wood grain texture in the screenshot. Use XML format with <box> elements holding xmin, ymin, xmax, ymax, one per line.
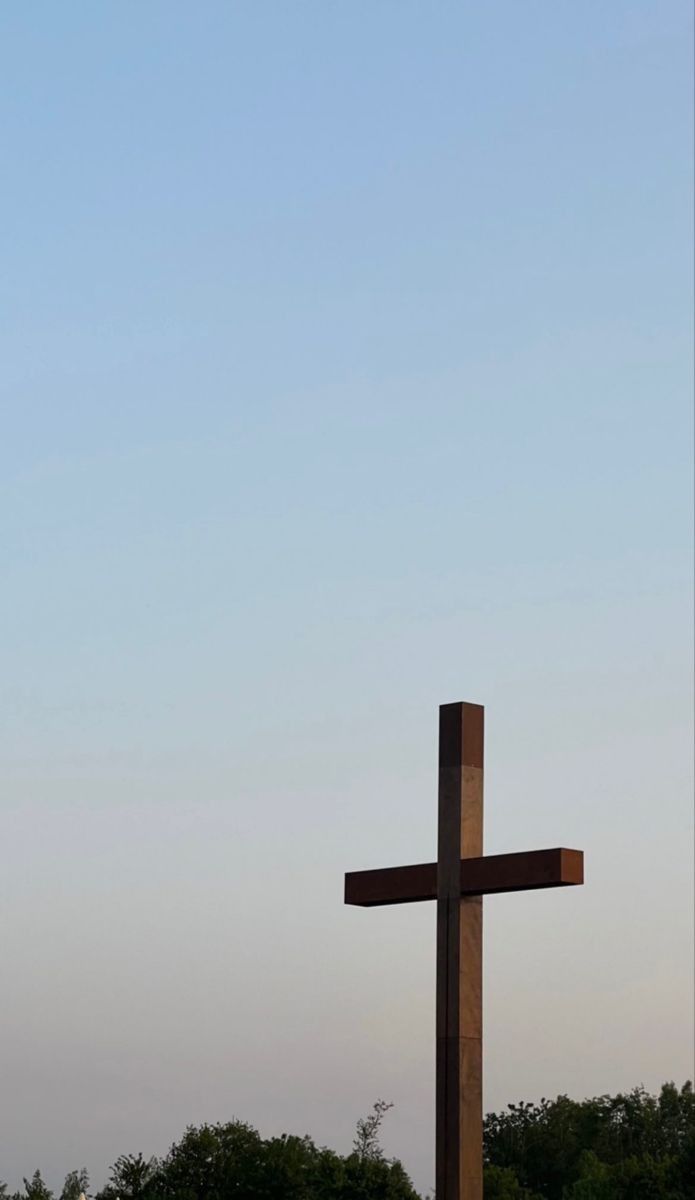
<box><xmin>459</xmin><ymin>1036</ymin><xmax>483</xmax><ymax>1190</ymax></box>
<box><xmin>459</xmin><ymin>897</ymin><xmax>482</xmax><ymax>1040</ymax></box>
<box><xmin>436</xmin><ymin>702</ymin><xmax>484</xmax><ymax>1200</ymax></box>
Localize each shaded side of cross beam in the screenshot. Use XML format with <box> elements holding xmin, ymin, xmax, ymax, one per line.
<box><xmin>344</xmin><ymin>847</ymin><xmax>583</xmax><ymax>907</ymax></box>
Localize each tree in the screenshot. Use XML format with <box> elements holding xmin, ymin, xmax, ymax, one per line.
<box><xmin>156</xmin><ymin>1119</ymin><xmax>265</xmax><ymax>1199</ymax></box>
<box><xmin>8</xmin><ymin>1080</ymin><xmax>695</xmax><ymax>1200</ymax></box>
<box><xmin>353</xmin><ymin>1100</ymin><xmax>394</xmax><ymax>1162</ymax></box>
<box><xmin>561</xmin><ymin>1151</ymin><xmax>612</xmax><ymax>1199</ymax></box>
<box><xmin>22</xmin><ymin>1173</ymin><xmax>53</xmax><ymax>1200</ymax></box>
<box><xmin>483</xmin><ymin>1082</ymin><xmax>695</xmax><ymax>1200</ymax></box>
<box><xmin>483</xmin><ymin>1164</ymin><xmax>541</xmax><ymax>1198</ymax></box>
<box><xmin>60</xmin><ymin>1170</ymin><xmax>89</xmax><ymax>1200</ymax></box>
<box><xmin>106</xmin><ymin>1114</ymin><xmax>422</xmax><ymax>1200</ymax></box>
<box><xmin>95</xmin><ymin>1154</ymin><xmax>160</xmax><ymax>1200</ymax></box>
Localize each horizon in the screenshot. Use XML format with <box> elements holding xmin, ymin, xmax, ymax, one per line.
<box><xmin>4</xmin><ymin>1078</ymin><xmax>695</xmax><ymax>1195</ymax></box>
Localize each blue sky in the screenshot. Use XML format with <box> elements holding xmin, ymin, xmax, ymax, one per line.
<box><xmin>1</xmin><ymin>3</ymin><xmax>692</xmax><ymax>1194</ymax></box>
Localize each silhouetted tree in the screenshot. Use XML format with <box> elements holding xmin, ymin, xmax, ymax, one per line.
<box><xmin>21</xmin><ymin>1173</ymin><xmax>53</xmax><ymax>1200</ymax></box>
<box><xmin>353</xmin><ymin>1099</ymin><xmax>394</xmax><ymax>1162</ymax></box>
<box><xmin>2</xmin><ymin>1082</ymin><xmax>693</xmax><ymax>1200</ymax></box>
<box><xmin>60</xmin><ymin>1169</ymin><xmax>89</xmax><ymax>1200</ymax></box>
<box><xmin>483</xmin><ymin>1081</ymin><xmax>694</xmax><ymax>1199</ymax></box>
<box><xmin>95</xmin><ymin>1153</ymin><xmax>159</xmax><ymax>1200</ymax></box>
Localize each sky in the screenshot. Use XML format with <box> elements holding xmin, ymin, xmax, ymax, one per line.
<box><xmin>0</xmin><ymin>2</ymin><xmax>692</xmax><ymax>1194</ymax></box>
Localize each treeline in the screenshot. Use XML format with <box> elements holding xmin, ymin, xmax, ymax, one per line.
<box><xmin>1</xmin><ymin>1083</ymin><xmax>693</xmax><ymax>1198</ymax></box>
<box><xmin>483</xmin><ymin>1081</ymin><xmax>694</xmax><ymax>1199</ymax></box>
<box><xmin>1</xmin><ymin>1101</ymin><xmax>418</xmax><ymax>1200</ymax></box>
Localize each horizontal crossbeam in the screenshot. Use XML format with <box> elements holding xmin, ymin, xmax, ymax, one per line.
<box><xmin>344</xmin><ymin>847</ymin><xmax>583</xmax><ymax>907</ymax></box>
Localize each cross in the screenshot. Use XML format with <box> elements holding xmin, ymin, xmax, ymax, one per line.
<box><xmin>344</xmin><ymin>701</ymin><xmax>584</xmax><ymax>1200</ymax></box>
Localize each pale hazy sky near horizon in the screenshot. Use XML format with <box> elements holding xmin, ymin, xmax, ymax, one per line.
<box><xmin>1</xmin><ymin>2</ymin><xmax>692</xmax><ymax>1195</ymax></box>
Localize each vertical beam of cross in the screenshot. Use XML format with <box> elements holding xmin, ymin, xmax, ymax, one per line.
<box><xmin>436</xmin><ymin>701</ymin><xmax>484</xmax><ymax>1200</ymax></box>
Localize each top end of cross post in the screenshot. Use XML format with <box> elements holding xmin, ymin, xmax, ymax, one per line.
<box><xmin>438</xmin><ymin>701</ymin><xmax>484</xmax><ymax>769</ymax></box>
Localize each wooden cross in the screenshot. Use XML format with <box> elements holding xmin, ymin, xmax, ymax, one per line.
<box><xmin>344</xmin><ymin>701</ymin><xmax>584</xmax><ymax>1200</ymax></box>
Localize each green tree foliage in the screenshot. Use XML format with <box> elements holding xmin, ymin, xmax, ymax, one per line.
<box><xmin>21</xmin><ymin>1172</ymin><xmax>53</xmax><ymax>1200</ymax></box>
<box><xmin>483</xmin><ymin>1081</ymin><xmax>694</xmax><ymax>1199</ymax></box>
<box><xmin>89</xmin><ymin>1106</ymin><xmax>419</xmax><ymax>1200</ymax></box>
<box><xmin>97</xmin><ymin>1153</ymin><xmax>158</xmax><ymax>1199</ymax></box>
<box><xmin>483</xmin><ymin>1163</ymin><xmax>542</xmax><ymax>1198</ymax></box>
<box><xmin>60</xmin><ymin>1169</ymin><xmax>89</xmax><ymax>1200</ymax></box>
<box><xmin>0</xmin><ymin>1084</ymin><xmax>692</xmax><ymax>1199</ymax></box>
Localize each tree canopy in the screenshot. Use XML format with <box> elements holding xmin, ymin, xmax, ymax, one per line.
<box><xmin>482</xmin><ymin>1081</ymin><xmax>694</xmax><ymax>1199</ymax></box>
<box><xmin>1</xmin><ymin>1083</ymin><xmax>692</xmax><ymax>1198</ymax></box>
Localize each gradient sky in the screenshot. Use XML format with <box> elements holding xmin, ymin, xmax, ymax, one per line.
<box><xmin>1</xmin><ymin>3</ymin><xmax>692</xmax><ymax>1195</ymax></box>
